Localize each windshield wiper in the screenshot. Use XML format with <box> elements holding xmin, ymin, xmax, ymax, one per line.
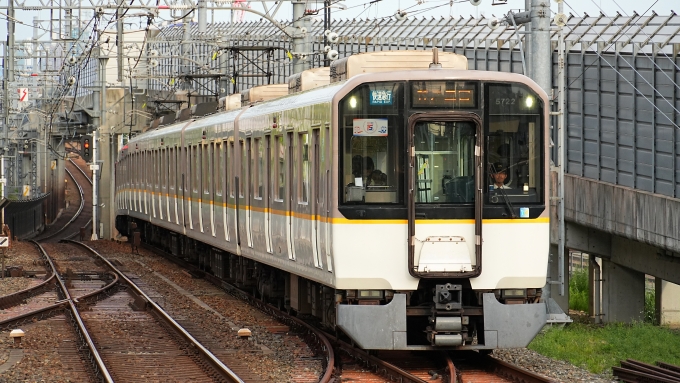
<box><xmin>496</xmin><ymin>187</ymin><xmax>517</xmax><ymax>218</ymax></box>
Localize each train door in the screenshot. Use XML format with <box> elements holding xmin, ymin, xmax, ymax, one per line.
<box><xmin>157</xmin><ymin>149</ymin><xmax>163</xmax><ymax>221</ymax></box>
<box><xmin>198</xmin><ymin>144</ymin><xmax>205</xmax><ymax>233</ymax></box>
<box><xmin>264</xmin><ymin>135</ymin><xmax>272</xmax><ymax>253</ymax></box>
<box><xmin>323</xmin><ymin>125</ymin><xmax>332</xmax><ymax>271</ymax></box>
<box><xmin>271</xmin><ymin>135</ymin><xmax>286</xmax><ymax>259</ymax></box>
<box><xmin>407</xmin><ymin>114</ymin><xmax>483</xmax><ymax>278</ymax></box>
<box><xmin>151</xmin><ymin>150</ymin><xmax>156</xmax><ymax>218</ymax></box>
<box><xmin>201</xmin><ymin>141</ymin><xmax>214</xmax><ymax>236</ymax></box>
<box><xmin>226</xmin><ymin>141</ymin><xmax>233</xmax><ymax>243</ymax></box>
<box><xmin>164</xmin><ymin>148</ymin><xmax>170</xmax><ymax>222</ymax></box>
<box><xmin>311</xmin><ymin>130</ymin><xmax>324</xmax><ymax>268</ymax></box>
<box><xmin>144</xmin><ymin>150</ymin><xmax>150</xmax><ymax>215</ymax></box>
<box><xmin>187</xmin><ymin>146</ymin><xmax>195</xmax><ymax>230</ymax></box>
<box><xmin>236</xmin><ymin>138</ymin><xmax>250</xmax><ymax>250</ymax></box>
<box><xmin>211</xmin><ymin>141</ymin><xmax>220</xmax><ymax>238</ymax></box>
<box><xmin>171</xmin><ymin>147</ymin><xmax>179</xmax><ymax>225</ymax></box>
<box><xmin>246</xmin><ymin>138</ymin><xmax>253</xmax><ymax>247</ymax></box>
<box><xmin>286</xmin><ymin>132</ymin><xmax>295</xmax><ymax>260</ymax></box>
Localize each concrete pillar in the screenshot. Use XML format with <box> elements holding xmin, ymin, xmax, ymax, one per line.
<box><xmin>547</xmin><ymin>244</ymin><xmax>569</xmax><ymax>312</ymax></box>
<box><xmin>656</xmin><ymin>279</ymin><xmax>680</xmax><ymax>328</ymax></box>
<box><xmin>601</xmin><ymin>259</ymin><xmax>645</xmax><ymax>323</ymax></box>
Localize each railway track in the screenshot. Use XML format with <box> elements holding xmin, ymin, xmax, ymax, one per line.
<box><xmin>141</xmin><ymin>241</ymin><xmax>557</xmax><ymax>383</ymax></box>
<box><xmin>35</xmin><ymin>158</ymin><xmax>93</xmax><ymax>242</ymax></box>
<box><xmin>1</xmin><ymin>240</ymin><xmax>244</xmax><ymax>383</ymax></box>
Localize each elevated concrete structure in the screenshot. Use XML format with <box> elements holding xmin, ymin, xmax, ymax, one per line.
<box><xmin>554</xmin><ymin>174</ymin><xmax>680</xmax><ymax>324</ymax></box>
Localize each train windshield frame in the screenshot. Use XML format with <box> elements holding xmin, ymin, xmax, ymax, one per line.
<box><xmin>484</xmin><ymin>82</ymin><xmax>544</xmax><ymax>208</ymax></box>
<box><xmin>338</xmin><ymin>79</ymin><xmax>545</xmax><ymax>219</ymax></box>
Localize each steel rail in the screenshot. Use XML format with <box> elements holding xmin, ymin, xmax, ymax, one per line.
<box><xmin>66</xmin><ymin>240</ymin><xmax>245</xmax><ymax>383</ymax></box>
<box><xmin>30</xmin><ymin>240</ymin><xmax>114</xmax><ymax>383</ymax></box>
<box><xmin>35</xmin><ymin>163</ymin><xmax>86</xmax><ymax>241</ymax></box>
<box><xmin>329</xmin><ymin>334</ymin><xmax>430</xmax><ymax>383</ymax></box>
<box><xmin>0</xmin><ymin>301</ymin><xmax>69</xmax><ymax>330</ymax></box>
<box><xmin>485</xmin><ymin>354</ymin><xmax>559</xmax><ymax>383</ymax></box>
<box><xmin>0</xmin><ymin>244</ymin><xmax>57</xmax><ymax>309</ymax></box>
<box><xmin>142</xmin><ymin>242</ymin><xmax>335</xmax><ymax>383</ymax></box>
<box><xmin>68</xmin><ymin>158</ymin><xmax>93</xmax><ymax>185</ymax></box>
<box><xmin>63</xmin><ymin>158</ymin><xmax>94</xmax><ymax>240</ymax></box>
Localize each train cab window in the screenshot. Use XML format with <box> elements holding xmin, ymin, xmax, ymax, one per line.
<box><xmin>298</xmin><ymin>133</ymin><xmax>309</xmax><ymax>204</ymax></box>
<box><xmin>340</xmin><ymin>82</ymin><xmax>404</xmax><ymax>204</ymax></box>
<box><xmin>485</xmin><ymin>83</ymin><xmax>543</xmax><ymax>205</ymax></box>
<box><xmin>414</xmin><ymin>121</ymin><xmax>476</xmax><ymax>203</ymax></box>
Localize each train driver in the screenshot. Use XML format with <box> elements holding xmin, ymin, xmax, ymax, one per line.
<box><xmin>490</xmin><ymin>162</ymin><xmax>511</xmax><ymax>190</ymax></box>
<box><xmin>364</xmin><ymin>157</ymin><xmax>387</xmax><ymax>186</ymax></box>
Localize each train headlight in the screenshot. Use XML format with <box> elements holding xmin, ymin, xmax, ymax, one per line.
<box><xmin>349</xmin><ymin>96</ymin><xmax>358</xmax><ymax>108</ymax></box>
<box><xmin>525</xmin><ymin>95</ymin><xmax>534</xmax><ymax>108</ymax></box>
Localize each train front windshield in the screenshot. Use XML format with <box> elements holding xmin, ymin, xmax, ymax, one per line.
<box><xmin>339</xmin><ymin>80</ymin><xmax>544</xmax><ymax>217</ymax></box>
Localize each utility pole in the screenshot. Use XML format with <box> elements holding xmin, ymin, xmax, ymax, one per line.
<box><xmin>556</xmin><ymin>0</ymin><xmax>567</xmax><ymax>299</ymax></box>
<box><xmin>198</xmin><ymin>0</ymin><xmax>207</xmax><ymax>33</ymax></box>
<box><xmin>524</xmin><ymin>0</ymin><xmax>532</xmax><ymax>78</ymax></box>
<box><xmin>530</xmin><ymin>0</ymin><xmax>551</xmax><ymax>95</ymax></box>
<box><xmin>117</xmin><ymin>0</ymin><xmax>124</xmax><ymax>82</ymax></box>
<box><xmin>2</xmin><ymin>2</ymin><xmax>15</xmax><ymax>227</ymax></box>
<box><xmin>292</xmin><ymin>1</ymin><xmax>310</xmax><ymax>74</ymax></box>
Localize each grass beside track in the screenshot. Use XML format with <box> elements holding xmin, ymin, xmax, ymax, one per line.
<box><xmin>529</xmin><ymin>315</ymin><xmax>680</xmax><ymax>374</ymax></box>
<box><xmin>528</xmin><ymin>267</ymin><xmax>680</xmax><ymax>374</ymax></box>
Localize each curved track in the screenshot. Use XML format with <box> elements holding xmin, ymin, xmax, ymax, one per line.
<box><xmin>35</xmin><ymin>158</ymin><xmax>93</xmax><ymax>242</ymax></box>
<box><xmin>1</xmin><ymin>240</ymin><xmax>245</xmax><ymax>383</ymax></box>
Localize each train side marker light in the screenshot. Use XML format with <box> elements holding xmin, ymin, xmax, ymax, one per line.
<box><xmin>238</xmin><ymin>328</ymin><xmax>252</xmax><ymax>339</ymax></box>
<box><xmin>10</xmin><ymin>329</ymin><xmax>25</xmax><ymax>346</ymax></box>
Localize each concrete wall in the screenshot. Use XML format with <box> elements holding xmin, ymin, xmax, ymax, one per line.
<box><xmin>564</xmin><ymin>174</ymin><xmax>680</xmax><ymax>255</ymax></box>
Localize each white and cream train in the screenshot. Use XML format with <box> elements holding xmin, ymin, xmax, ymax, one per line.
<box><xmin>115</xmin><ymin>51</ymin><xmax>553</xmax><ymax>350</ymax></box>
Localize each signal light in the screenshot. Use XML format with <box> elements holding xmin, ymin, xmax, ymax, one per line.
<box><xmin>80</xmin><ymin>135</ymin><xmax>92</xmax><ymax>162</ymax></box>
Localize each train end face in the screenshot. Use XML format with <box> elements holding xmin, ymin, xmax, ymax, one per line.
<box><xmin>336</xmin><ymin>292</ymin><xmax>551</xmax><ymax>350</ymax></box>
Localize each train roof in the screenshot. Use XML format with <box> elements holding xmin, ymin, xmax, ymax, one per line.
<box><xmin>123</xmin><ymin>68</ymin><xmax>546</xmax><ymax>155</ymax></box>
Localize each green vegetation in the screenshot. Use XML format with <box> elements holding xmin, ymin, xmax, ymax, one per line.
<box><xmin>569</xmin><ymin>269</ymin><xmax>589</xmax><ymax>312</ymax></box>
<box><xmin>644</xmin><ymin>290</ymin><xmax>656</xmax><ymax>324</ymax></box>
<box><xmin>529</xmin><ymin>322</ymin><xmax>680</xmax><ymax>374</ymax></box>
<box><xmin>532</xmin><ymin>270</ymin><xmax>674</xmax><ymax>374</ymax></box>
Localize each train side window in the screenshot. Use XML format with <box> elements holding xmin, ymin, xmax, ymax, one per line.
<box><xmin>203</xmin><ymin>143</ymin><xmax>210</xmax><ymax>195</ymax></box>
<box><xmin>147</xmin><ymin>151</ymin><xmax>152</xmax><ymax>187</ymax></box>
<box><xmin>168</xmin><ymin>148</ymin><xmax>174</xmax><ymax>191</ymax></box>
<box><xmin>193</xmin><ymin>145</ymin><xmax>200</xmax><ymax>193</ymax></box>
<box><xmin>154</xmin><ymin>150</ymin><xmax>163</xmax><ymax>189</ymax></box>
<box><xmin>255</xmin><ymin>138</ymin><xmax>263</xmax><ymax>199</ymax></box>
<box><xmin>180</xmin><ymin>148</ymin><xmax>185</xmax><ymax>192</ymax></box>
<box><xmin>298</xmin><ymin>133</ymin><xmax>309</xmax><ymax>204</ymax></box>
<box><xmin>250</xmin><ymin>138</ymin><xmax>261</xmax><ymax>199</ymax></box>
<box><xmin>239</xmin><ymin>139</ymin><xmax>247</xmax><ymax>198</ymax></box>
<box><xmin>215</xmin><ymin>142</ymin><xmax>222</xmax><ymax>197</ymax></box>
<box><xmin>275</xmin><ymin>135</ymin><xmax>285</xmax><ymax>201</ymax></box>
<box><xmin>228</xmin><ymin>142</ymin><xmax>234</xmax><ymax>197</ymax></box>
<box><xmin>339</xmin><ymin>81</ymin><xmax>404</xmax><ymax>205</ymax></box>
